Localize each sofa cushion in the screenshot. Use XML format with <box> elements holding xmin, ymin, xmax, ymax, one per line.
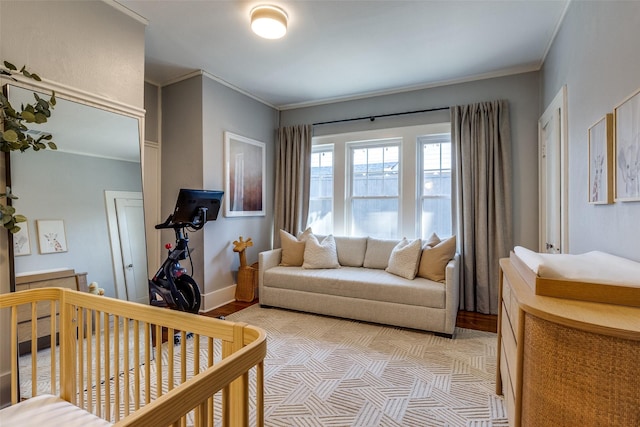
<box><xmin>264</xmin><ymin>266</ymin><xmax>445</xmax><ymax>309</ymax></box>
<box><xmin>302</xmin><ymin>234</ymin><xmax>340</xmax><ymax>269</ymax></box>
<box><xmin>363</xmin><ymin>237</ymin><xmax>401</xmax><ymax>269</ymax></box>
<box><xmin>418</xmin><ymin>235</ymin><xmax>456</xmax><ymax>282</ymax></box>
<box><xmin>280</xmin><ymin>228</ymin><xmax>312</xmax><ymax>266</ymax></box>
<box><xmin>334</xmin><ymin>236</ymin><xmax>367</xmax><ymax>267</ymax></box>
<box><xmin>386</xmin><ymin>238</ymin><xmax>422</xmax><ymax>280</ymax></box>
<box><xmin>424</xmin><ymin>232</ymin><xmax>441</xmax><ymax>247</ymax></box>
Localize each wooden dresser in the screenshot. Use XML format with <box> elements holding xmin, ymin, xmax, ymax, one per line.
<box><xmin>15</xmin><ymin>269</ymin><xmax>88</xmax><ymax>353</ymax></box>
<box><xmin>497</xmin><ymin>256</ymin><xmax>640</xmax><ymax>427</ymax></box>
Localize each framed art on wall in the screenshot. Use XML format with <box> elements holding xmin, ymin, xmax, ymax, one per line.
<box><xmin>224</xmin><ymin>132</ymin><xmax>266</xmax><ymax>217</ymax></box>
<box><xmin>37</xmin><ymin>219</ymin><xmax>68</xmax><ymax>254</ymax></box>
<box><xmin>614</xmin><ymin>87</ymin><xmax>640</xmax><ymax>202</ymax></box>
<box><xmin>588</xmin><ymin>114</ymin><xmax>613</xmax><ymax>204</ymax></box>
<box><xmin>13</xmin><ymin>223</ymin><xmax>31</xmax><ymax>256</ymax></box>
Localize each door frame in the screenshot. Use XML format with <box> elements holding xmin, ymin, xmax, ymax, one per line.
<box><xmin>105</xmin><ymin>190</ymin><xmax>144</xmax><ymax>300</ymax></box>
<box><xmin>538</xmin><ymin>86</ymin><xmax>569</xmax><ymax>253</ymax></box>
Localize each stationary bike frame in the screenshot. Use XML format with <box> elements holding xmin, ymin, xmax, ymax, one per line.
<box><xmin>148</xmin><ymin>208</ymin><xmax>207</xmax><ymax>313</ymax></box>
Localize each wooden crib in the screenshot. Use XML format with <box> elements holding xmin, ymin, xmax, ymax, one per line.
<box><xmin>0</xmin><ymin>287</ymin><xmax>267</xmax><ymax>426</ymax></box>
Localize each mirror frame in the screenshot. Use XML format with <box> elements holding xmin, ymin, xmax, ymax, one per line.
<box><xmin>1</xmin><ymin>74</ymin><xmax>146</xmax><ymax>294</ymax></box>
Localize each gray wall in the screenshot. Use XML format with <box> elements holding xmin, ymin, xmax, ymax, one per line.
<box><xmin>12</xmin><ymin>151</ymin><xmax>142</xmax><ymax>298</ymax></box>
<box><xmin>162</xmin><ymin>74</ymin><xmax>279</xmax><ymax>298</ymax></box>
<box><xmin>542</xmin><ymin>1</ymin><xmax>640</xmax><ymax>261</ymax></box>
<box><xmin>280</xmin><ymin>72</ymin><xmax>541</xmax><ymax>250</ymax></box>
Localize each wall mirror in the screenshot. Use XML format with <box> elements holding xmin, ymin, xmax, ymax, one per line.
<box><xmin>5</xmin><ymin>83</ymin><xmax>149</xmax><ymax>305</ymax></box>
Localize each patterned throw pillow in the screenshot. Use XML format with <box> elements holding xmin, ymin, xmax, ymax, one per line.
<box><xmin>302</xmin><ymin>234</ymin><xmax>340</xmax><ymax>269</ymax></box>
<box><xmin>386</xmin><ymin>238</ymin><xmax>423</xmax><ymax>280</ymax></box>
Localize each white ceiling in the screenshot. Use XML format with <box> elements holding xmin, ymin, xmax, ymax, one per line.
<box><xmin>117</xmin><ymin>0</ymin><xmax>569</xmax><ymax>109</ymax></box>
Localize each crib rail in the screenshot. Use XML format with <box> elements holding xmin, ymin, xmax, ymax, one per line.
<box><xmin>0</xmin><ymin>288</ymin><xmax>267</xmax><ymax>427</ymax></box>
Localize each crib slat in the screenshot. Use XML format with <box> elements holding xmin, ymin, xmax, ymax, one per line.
<box><xmin>10</xmin><ymin>306</ymin><xmax>18</xmax><ymax>405</ymax></box>
<box><xmin>114</xmin><ymin>315</ymin><xmax>120</xmax><ymax>422</ymax></box>
<box><xmin>31</xmin><ymin>302</ymin><xmax>37</xmax><ymax>398</ymax></box>
<box><xmin>50</xmin><ymin>301</ymin><xmax>57</xmax><ymax>395</ymax></box>
<box><xmin>133</xmin><ymin>319</ymin><xmax>140</xmax><ymax>410</ymax></box>
<box><xmin>96</xmin><ymin>310</ymin><xmax>102</xmax><ymax>417</ymax></box>
<box><xmin>168</xmin><ymin>327</ymin><xmax>175</xmax><ymax>392</ymax></box>
<box><xmin>104</xmin><ymin>312</ymin><xmax>112</xmax><ymax>420</ymax></box>
<box><xmin>124</xmin><ymin>317</ymin><xmax>130</xmax><ymax>417</ymax></box>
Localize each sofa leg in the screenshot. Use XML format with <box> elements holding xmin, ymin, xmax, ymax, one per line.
<box><xmin>435</xmin><ymin>332</ymin><xmax>454</xmax><ymax>339</ymax></box>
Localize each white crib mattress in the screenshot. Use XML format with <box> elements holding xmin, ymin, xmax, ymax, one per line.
<box><xmin>0</xmin><ymin>394</ymin><xmax>112</xmax><ymax>427</ymax></box>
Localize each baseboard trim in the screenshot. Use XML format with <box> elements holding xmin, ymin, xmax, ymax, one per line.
<box><xmin>0</xmin><ymin>370</ymin><xmax>11</xmax><ymax>408</ymax></box>
<box><xmin>200</xmin><ymin>284</ymin><xmax>236</xmax><ymax>313</ymax></box>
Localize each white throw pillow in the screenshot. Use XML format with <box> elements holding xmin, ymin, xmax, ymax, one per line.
<box><xmin>386</xmin><ymin>238</ymin><xmax>423</xmax><ymax>279</ymax></box>
<box><xmin>302</xmin><ymin>234</ymin><xmax>340</xmax><ymax>269</ymax></box>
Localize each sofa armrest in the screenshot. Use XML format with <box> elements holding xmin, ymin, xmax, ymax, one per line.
<box><xmin>259</xmin><ymin>248</ymin><xmax>282</xmax><ymax>290</ymax></box>
<box><xmin>444</xmin><ymin>253</ymin><xmax>461</xmax><ymax>335</ymax></box>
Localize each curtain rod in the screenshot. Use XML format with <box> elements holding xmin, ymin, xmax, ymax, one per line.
<box><xmin>312</xmin><ymin>106</ymin><xmax>450</xmax><ymax>126</ymax></box>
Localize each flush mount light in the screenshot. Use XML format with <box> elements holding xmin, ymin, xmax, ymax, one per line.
<box><xmin>250</xmin><ymin>5</ymin><xmax>288</xmax><ymax>39</ymax></box>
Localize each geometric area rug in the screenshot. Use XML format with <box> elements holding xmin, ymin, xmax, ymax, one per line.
<box><xmin>227</xmin><ymin>305</ymin><xmax>509</xmax><ymax>427</ymax></box>
<box><xmin>19</xmin><ymin>305</ymin><xmax>508</xmax><ymax>427</ymax></box>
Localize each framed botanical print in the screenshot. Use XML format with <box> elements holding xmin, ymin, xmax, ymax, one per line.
<box><xmin>588</xmin><ymin>114</ymin><xmax>613</xmax><ymax>204</ymax></box>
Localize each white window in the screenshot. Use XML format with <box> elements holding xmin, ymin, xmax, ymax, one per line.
<box><xmin>307</xmin><ymin>146</ymin><xmax>334</xmax><ymax>235</ymax></box>
<box><xmin>310</xmin><ymin>123</ymin><xmax>451</xmax><ymax>239</ymax></box>
<box><xmin>419</xmin><ymin>134</ymin><xmax>452</xmax><ymax>239</ymax></box>
<box><xmin>349</xmin><ymin>141</ymin><xmax>400</xmax><ymax>238</ymax></box>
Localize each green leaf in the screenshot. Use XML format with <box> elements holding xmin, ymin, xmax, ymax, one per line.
<box><xmin>4</xmin><ymin>205</ymin><xmax>15</xmax><ymax>215</ymax></box>
<box><xmin>30</xmin><ymin>73</ymin><xmax>42</xmax><ymax>82</ymax></box>
<box><xmin>14</xmin><ymin>214</ymin><xmax>27</xmax><ymax>223</ymax></box>
<box><xmin>50</xmin><ymin>92</ymin><xmax>56</xmax><ymax>106</ymax></box>
<box><xmin>22</xmin><ymin>69</ymin><xmax>32</xmax><ymax>79</ymax></box>
<box><xmin>9</xmin><ymin>225</ymin><xmax>21</xmax><ymax>234</ymax></box>
<box><xmin>4</xmin><ymin>61</ymin><xmax>17</xmax><ymax>71</ymax></box>
<box><xmin>34</xmin><ymin>112</ymin><xmax>47</xmax><ymax>124</ymax></box>
<box><xmin>21</xmin><ymin>110</ymin><xmax>35</xmax><ymax>122</ymax></box>
<box><xmin>48</xmin><ymin>141</ymin><xmax>57</xmax><ymax>150</ymax></box>
<box><xmin>2</xmin><ymin>214</ymin><xmax>12</xmax><ymax>225</ymax></box>
<box><xmin>2</xmin><ymin>129</ymin><xmax>18</xmax><ymax>142</ymax></box>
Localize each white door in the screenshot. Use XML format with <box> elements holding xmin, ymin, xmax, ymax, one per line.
<box><xmin>115</xmin><ymin>198</ymin><xmax>149</xmax><ymax>304</ymax></box>
<box><xmin>538</xmin><ymin>87</ymin><xmax>568</xmax><ymax>254</ymax></box>
<box><xmin>105</xmin><ymin>191</ymin><xmax>149</xmax><ymax>303</ymax></box>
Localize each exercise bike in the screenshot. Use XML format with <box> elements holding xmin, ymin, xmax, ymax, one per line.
<box><xmin>148</xmin><ymin>189</ymin><xmax>223</xmax><ymax>314</ymax></box>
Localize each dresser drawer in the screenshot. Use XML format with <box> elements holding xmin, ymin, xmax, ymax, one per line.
<box><xmin>501</xmin><ymin>305</ymin><xmax>518</xmax><ymax>386</ymax></box>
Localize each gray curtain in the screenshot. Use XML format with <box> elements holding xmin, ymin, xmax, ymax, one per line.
<box><xmin>274</xmin><ymin>124</ymin><xmax>313</xmax><ymax>247</ymax></box>
<box><xmin>452</xmin><ymin>100</ymin><xmax>512</xmax><ymax>315</ymax></box>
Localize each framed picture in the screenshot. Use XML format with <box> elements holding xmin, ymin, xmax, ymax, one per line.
<box><xmin>614</xmin><ymin>87</ymin><xmax>640</xmax><ymax>202</ymax></box>
<box><xmin>588</xmin><ymin>114</ymin><xmax>613</xmax><ymax>204</ymax></box>
<box><xmin>37</xmin><ymin>219</ymin><xmax>68</xmax><ymax>254</ymax></box>
<box><xmin>224</xmin><ymin>132</ymin><xmax>266</xmax><ymax>217</ymax></box>
<box><xmin>13</xmin><ymin>223</ymin><xmax>31</xmax><ymax>256</ymax></box>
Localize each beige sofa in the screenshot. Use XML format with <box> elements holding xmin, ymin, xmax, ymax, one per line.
<box><xmin>259</xmin><ymin>235</ymin><xmax>460</xmax><ymax>337</ymax></box>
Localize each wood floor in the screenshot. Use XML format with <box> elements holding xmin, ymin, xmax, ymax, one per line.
<box><xmin>203</xmin><ymin>299</ymin><xmax>497</xmax><ymax>333</ymax></box>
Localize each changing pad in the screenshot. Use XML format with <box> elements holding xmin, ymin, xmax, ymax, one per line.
<box><xmin>513</xmin><ymin>246</ymin><xmax>640</xmax><ymax>288</ymax></box>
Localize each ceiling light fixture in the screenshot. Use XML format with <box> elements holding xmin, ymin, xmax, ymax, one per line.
<box><xmin>250</xmin><ymin>5</ymin><xmax>288</xmax><ymax>39</ymax></box>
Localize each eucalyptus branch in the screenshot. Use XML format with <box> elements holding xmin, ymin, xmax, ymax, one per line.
<box><xmin>1</xmin><ymin>61</ymin><xmax>58</xmax><ymax>233</ymax></box>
